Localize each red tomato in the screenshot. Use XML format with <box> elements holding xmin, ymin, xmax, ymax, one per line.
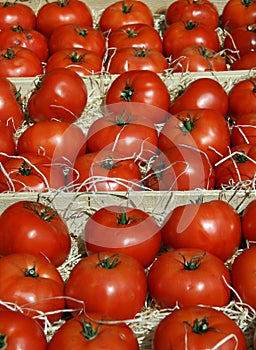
<box><xmin>153</xmin><ymin>305</ymin><xmax>247</xmax><ymax>350</ymax></box>
<box><xmin>0</xmin><ymin>121</ymin><xmax>15</xmax><ymax>164</ymax></box>
<box><xmin>27</xmin><ymin>68</ymin><xmax>87</xmax><ymax>123</ymax></box>
<box><xmin>170</xmin><ymin>45</ymin><xmax>227</xmax><ymax>72</ymax></box>
<box><xmin>45</xmin><ymin>48</ymin><xmax>103</xmax><ymax>76</ymax></box>
<box><xmin>158</xmin><ymin>109</ymin><xmax>230</xmax><ymax>165</ymax></box>
<box><xmin>163</xmin><ymin>20</ymin><xmax>220</xmax><ymax>57</ymax></box>
<box><xmin>242</xmin><ymin>199</ymin><xmax>256</xmax><ymax>241</ymax></box>
<box><xmin>169</xmin><ymin>77</ymin><xmax>229</xmax><ymax>116</ymax></box>
<box><xmin>0</xmin><ymin>200</ymin><xmax>71</xmax><ymax>267</ymax></box>
<box><xmin>99</xmin><ymin>0</ymin><xmax>154</xmax><ymax>32</ymax></box>
<box><xmin>84</xmin><ymin>205</ymin><xmax>161</xmax><ymax>268</ymax></box>
<box><xmin>105</xmin><ymin>70</ymin><xmax>170</xmax><ymax>124</ymax></box>
<box><xmin>0</xmin><ymin>1</ymin><xmax>36</xmax><ymax>30</ymax></box>
<box><xmin>48</xmin><ymin>313</ymin><xmax>139</xmax><ymax>350</ymax></box>
<box><xmin>65</xmin><ymin>252</ymin><xmax>147</xmax><ymax>320</ymax></box>
<box><xmin>0</xmin><ymin>153</ymin><xmax>65</xmax><ymax>192</ymax></box>
<box><xmin>166</xmin><ymin>0</ymin><xmax>220</xmax><ymax>29</ymax></box>
<box><xmin>231</xmin><ymin>246</ymin><xmax>256</xmax><ymax>310</ymax></box>
<box><xmin>230</xmin><ymin>112</ymin><xmax>256</xmax><ymax>146</ymax></box>
<box><xmin>0</xmin><ymin>25</ymin><xmax>49</xmax><ymax>62</ymax></box>
<box><xmin>49</xmin><ymin>24</ymin><xmax>106</xmax><ymax>58</ymax></box>
<box><xmin>148</xmin><ymin>248</ymin><xmax>231</xmax><ymax>308</ymax></box>
<box><xmin>106</xmin><ymin>47</ymin><xmax>168</xmax><ymax>74</ymax></box>
<box><xmin>144</xmin><ymin>144</ymin><xmax>215</xmax><ymax>191</ymax></box>
<box><xmin>0</xmin><ymin>46</ymin><xmax>43</xmax><ymax>77</ymax></box>
<box><xmin>36</xmin><ymin>0</ymin><xmax>93</xmax><ymax>38</ymax></box>
<box><xmin>0</xmin><ymin>253</ymin><xmax>65</xmax><ymax>323</ymax></box>
<box><xmin>107</xmin><ymin>23</ymin><xmax>163</xmax><ymax>53</ymax></box>
<box><xmin>222</xmin><ymin>0</ymin><xmax>256</xmax><ymax>31</ymax></box>
<box><xmin>231</xmin><ymin>51</ymin><xmax>256</xmax><ymax>70</ymax></box>
<box><xmin>0</xmin><ymin>309</ymin><xmax>47</xmax><ymax>350</ymax></box>
<box><xmin>161</xmin><ymin>199</ymin><xmax>242</xmax><ymax>261</ymax></box>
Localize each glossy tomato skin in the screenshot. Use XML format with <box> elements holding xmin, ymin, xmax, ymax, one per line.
<box><xmin>231</xmin><ymin>112</ymin><xmax>256</xmax><ymax>146</ymax></box>
<box><xmin>231</xmin><ymin>51</ymin><xmax>256</xmax><ymax>70</ymax></box>
<box><xmin>0</xmin><ymin>121</ymin><xmax>15</xmax><ymax>164</ymax></box>
<box><xmin>153</xmin><ymin>305</ymin><xmax>247</xmax><ymax>350</ymax></box>
<box><xmin>242</xmin><ymin>200</ymin><xmax>256</xmax><ymax>241</ymax></box>
<box><xmin>0</xmin><ymin>200</ymin><xmax>71</xmax><ymax>267</ymax></box>
<box><xmin>161</xmin><ymin>199</ymin><xmax>242</xmax><ymax>261</ymax></box>
<box><xmin>0</xmin><ymin>2</ymin><xmax>36</xmax><ymax>30</ymax></box>
<box><xmin>84</xmin><ymin>205</ymin><xmax>162</xmax><ymax>268</ymax></box>
<box><xmin>158</xmin><ymin>109</ymin><xmax>230</xmax><ymax>165</ymax></box>
<box><xmin>65</xmin><ymin>252</ymin><xmax>147</xmax><ymax>320</ymax></box>
<box><xmin>169</xmin><ymin>78</ymin><xmax>229</xmax><ymax>117</ymax></box>
<box><xmin>148</xmin><ymin>248</ymin><xmax>231</xmax><ymax>308</ymax></box>
<box><xmin>48</xmin><ymin>313</ymin><xmax>139</xmax><ymax>350</ymax></box>
<box><xmin>27</xmin><ymin>68</ymin><xmax>87</xmax><ymax>123</ymax></box>
<box><xmin>0</xmin><ymin>309</ymin><xmax>47</xmax><ymax>350</ymax></box>
<box><xmin>0</xmin><ymin>253</ymin><xmax>65</xmax><ymax>323</ymax></box>
<box><xmin>222</xmin><ymin>0</ymin><xmax>256</xmax><ymax>31</ymax></box>
<box><xmin>99</xmin><ymin>0</ymin><xmax>154</xmax><ymax>32</ymax></box>
<box><xmin>36</xmin><ymin>0</ymin><xmax>93</xmax><ymax>38</ymax></box>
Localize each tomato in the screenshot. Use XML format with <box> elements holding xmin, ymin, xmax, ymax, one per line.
<box><xmin>65</xmin><ymin>252</ymin><xmax>147</xmax><ymax>320</ymax></box>
<box><xmin>27</xmin><ymin>68</ymin><xmax>87</xmax><ymax>123</ymax></box>
<box><xmin>221</xmin><ymin>0</ymin><xmax>256</xmax><ymax>31</ymax></box>
<box><xmin>0</xmin><ymin>121</ymin><xmax>15</xmax><ymax>164</ymax></box>
<box><xmin>84</xmin><ymin>205</ymin><xmax>161</xmax><ymax>268</ymax></box>
<box><xmin>228</xmin><ymin>77</ymin><xmax>256</xmax><ymax>121</ymax></box>
<box><xmin>0</xmin><ymin>46</ymin><xmax>43</xmax><ymax>77</ymax></box>
<box><xmin>105</xmin><ymin>70</ymin><xmax>170</xmax><ymax>124</ymax></box>
<box><xmin>107</xmin><ymin>23</ymin><xmax>163</xmax><ymax>53</ymax></box>
<box><xmin>231</xmin><ymin>245</ymin><xmax>256</xmax><ymax>310</ymax></box>
<box><xmin>231</xmin><ymin>51</ymin><xmax>256</xmax><ymax>70</ymax></box>
<box><xmin>0</xmin><ymin>153</ymin><xmax>66</xmax><ymax>192</ymax></box>
<box><xmin>153</xmin><ymin>305</ymin><xmax>247</xmax><ymax>350</ymax></box>
<box><xmin>163</xmin><ymin>20</ymin><xmax>220</xmax><ymax>57</ymax></box>
<box><xmin>99</xmin><ymin>0</ymin><xmax>154</xmax><ymax>32</ymax></box>
<box><xmin>230</xmin><ymin>112</ymin><xmax>256</xmax><ymax>146</ymax></box>
<box><xmin>0</xmin><ymin>25</ymin><xmax>49</xmax><ymax>62</ymax></box>
<box><xmin>169</xmin><ymin>77</ymin><xmax>229</xmax><ymax>117</ymax></box>
<box><xmin>0</xmin><ymin>309</ymin><xmax>47</xmax><ymax>350</ymax></box>
<box><xmin>36</xmin><ymin>0</ymin><xmax>93</xmax><ymax>38</ymax></box>
<box><xmin>17</xmin><ymin>120</ymin><xmax>87</xmax><ymax>167</ymax></box>
<box><xmin>0</xmin><ymin>1</ymin><xmax>36</xmax><ymax>30</ymax></box>
<box><xmin>49</xmin><ymin>24</ymin><xmax>106</xmax><ymax>58</ymax></box>
<box><xmin>170</xmin><ymin>45</ymin><xmax>227</xmax><ymax>72</ymax></box>
<box><xmin>161</xmin><ymin>199</ymin><xmax>242</xmax><ymax>261</ymax></box>
<box><xmin>158</xmin><ymin>109</ymin><xmax>230</xmax><ymax>165</ymax></box>
<box><xmin>0</xmin><ymin>253</ymin><xmax>65</xmax><ymax>323</ymax></box>
<box><xmin>45</xmin><ymin>48</ymin><xmax>103</xmax><ymax>76</ymax></box>
<box><xmin>242</xmin><ymin>199</ymin><xmax>256</xmax><ymax>241</ymax></box>
<box><xmin>165</xmin><ymin>0</ymin><xmax>220</xmax><ymax>29</ymax></box>
<box><xmin>106</xmin><ymin>47</ymin><xmax>168</xmax><ymax>74</ymax></box>
<box><xmin>144</xmin><ymin>144</ymin><xmax>215</xmax><ymax>191</ymax></box>
<box><xmin>0</xmin><ymin>200</ymin><xmax>71</xmax><ymax>267</ymax></box>
<box><xmin>86</xmin><ymin>108</ymin><xmax>159</xmax><ymax>160</ymax></box>
<box><xmin>148</xmin><ymin>248</ymin><xmax>231</xmax><ymax>308</ymax></box>
<box><xmin>48</xmin><ymin>313</ymin><xmax>139</xmax><ymax>350</ymax></box>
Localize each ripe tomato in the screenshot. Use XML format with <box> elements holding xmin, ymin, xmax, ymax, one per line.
<box><xmin>0</xmin><ymin>121</ymin><xmax>15</xmax><ymax>164</ymax></box>
<box><xmin>230</xmin><ymin>112</ymin><xmax>256</xmax><ymax>146</ymax></box>
<box><xmin>161</xmin><ymin>199</ymin><xmax>242</xmax><ymax>261</ymax></box>
<box><xmin>45</xmin><ymin>48</ymin><xmax>103</xmax><ymax>76</ymax></box>
<box><xmin>0</xmin><ymin>25</ymin><xmax>49</xmax><ymax>62</ymax></box>
<box><xmin>0</xmin><ymin>1</ymin><xmax>36</xmax><ymax>30</ymax></box>
<box><xmin>0</xmin><ymin>200</ymin><xmax>71</xmax><ymax>267</ymax></box>
<box><xmin>48</xmin><ymin>313</ymin><xmax>139</xmax><ymax>350</ymax></box>
<box><xmin>27</xmin><ymin>68</ymin><xmax>87</xmax><ymax>123</ymax></box>
<box><xmin>0</xmin><ymin>253</ymin><xmax>65</xmax><ymax>323</ymax></box>
<box><xmin>0</xmin><ymin>309</ymin><xmax>47</xmax><ymax>350</ymax></box>
<box><xmin>107</xmin><ymin>23</ymin><xmax>163</xmax><ymax>53</ymax></box>
<box><xmin>84</xmin><ymin>205</ymin><xmax>161</xmax><ymax>268</ymax></box>
<box><xmin>148</xmin><ymin>248</ymin><xmax>231</xmax><ymax>308</ymax></box>
<box><xmin>242</xmin><ymin>199</ymin><xmax>256</xmax><ymax>241</ymax></box>
<box><xmin>106</xmin><ymin>47</ymin><xmax>168</xmax><ymax>74</ymax></box>
<box><xmin>231</xmin><ymin>51</ymin><xmax>256</xmax><ymax>70</ymax></box>
<box><xmin>144</xmin><ymin>144</ymin><xmax>215</xmax><ymax>191</ymax></box>
<box><xmin>105</xmin><ymin>70</ymin><xmax>170</xmax><ymax>124</ymax></box>
<box><xmin>36</xmin><ymin>0</ymin><xmax>93</xmax><ymax>38</ymax></box>
<box><xmin>165</xmin><ymin>0</ymin><xmax>220</xmax><ymax>29</ymax></box>
<box><xmin>49</xmin><ymin>24</ymin><xmax>106</xmax><ymax>58</ymax></box>
<box><xmin>222</xmin><ymin>0</ymin><xmax>256</xmax><ymax>31</ymax></box>
<box><xmin>65</xmin><ymin>252</ymin><xmax>147</xmax><ymax>320</ymax></box>
<box><xmin>99</xmin><ymin>0</ymin><xmax>154</xmax><ymax>32</ymax></box>
<box><xmin>169</xmin><ymin>77</ymin><xmax>229</xmax><ymax>116</ymax></box>
<box><xmin>0</xmin><ymin>46</ymin><xmax>43</xmax><ymax>77</ymax></box>
<box><xmin>163</xmin><ymin>20</ymin><xmax>220</xmax><ymax>57</ymax></box>
<box><xmin>158</xmin><ymin>109</ymin><xmax>230</xmax><ymax>165</ymax></box>
<box><xmin>153</xmin><ymin>305</ymin><xmax>247</xmax><ymax>350</ymax></box>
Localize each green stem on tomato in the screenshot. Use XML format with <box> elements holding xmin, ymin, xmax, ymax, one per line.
<box><xmin>117</xmin><ymin>211</ymin><xmax>131</xmax><ymax>225</ymax></box>
<box><xmin>122</xmin><ymin>2</ymin><xmax>134</xmax><ymax>13</ymax></box>
<box><xmin>19</xmin><ymin>161</ymin><xmax>32</xmax><ymax>176</ymax></box>
<box><xmin>180</xmin><ymin>252</ymin><xmax>206</xmax><ymax>271</ymax></box>
<box><xmin>24</xmin><ymin>264</ymin><xmax>39</xmax><ymax>278</ymax></box>
<box><xmin>96</xmin><ymin>253</ymin><xmax>121</xmax><ymax>269</ymax></box>
<box><xmin>0</xmin><ymin>334</ymin><xmax>6</xmax><ymax>349</ymax></box>
<box><xmin>184</xmin><ymin>316</ymin><xmax>220</xmax><ymax>334</ymax></box>
<box><xmin>80</xmin><ymin>319</ymin><xmax>102</xmax><ymax>340</ymax></box>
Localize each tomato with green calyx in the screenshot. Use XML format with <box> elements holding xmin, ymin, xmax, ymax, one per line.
<box><xmin>222</xmin><ymin>0</ymin><xmax>256</xmax><ymax>31</ymax></box>
<box><xmin>0</xmin><ymin>1</ymin><xmax>36</xmax><ymax>30</ymax></box>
